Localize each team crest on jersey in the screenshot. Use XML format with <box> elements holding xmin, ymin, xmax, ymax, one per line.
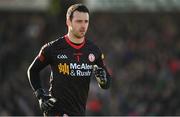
<box><xmin>88</xmin><ymin>53</ymin><xmax>95</xmax><ymax>62</ymax></box>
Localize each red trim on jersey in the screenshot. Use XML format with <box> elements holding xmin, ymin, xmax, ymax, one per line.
<box><xmin>38</xmin><ymin>54</ymin><xmax>45</xmax><ymax>62</ymax></box>
<box><xmin>64</xmin><ymin>35</ymin><xmax>85</xmax><ymax>49</ymax></box>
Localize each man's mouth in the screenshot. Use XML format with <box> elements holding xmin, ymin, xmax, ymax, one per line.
<box><xmin>80</xmin><ymin>28</ymin><xmax>86</xmax><ymax>32</ymax></box>
<box><xmin>80</xmin><ymin>30</ymin><xmax>85</xmax><ymax>33</ymax></box>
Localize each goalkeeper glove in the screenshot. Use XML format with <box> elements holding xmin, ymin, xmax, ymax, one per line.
<box><xmin>34</xmin><ymin>88</ymin><xmax>57</xmax><ymax>113</ymax></box>
<box><xmin>93</xmin><ymin>65</ymin><xmax>107</xmax><ymax>85</ymax></box>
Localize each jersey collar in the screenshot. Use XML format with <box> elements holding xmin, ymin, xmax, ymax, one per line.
<box><xmin>64</xmin><ymin>34</ymin><xmax>85</xmax><ymax>49</ymax></box>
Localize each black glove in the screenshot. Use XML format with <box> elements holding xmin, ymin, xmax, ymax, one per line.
<box><xmin>93</xmin><ymin>65</ymin><xmax>107</xmax><ymax>85</ymax></box>
<box><xmin>34</xmin><ymin>88</ymin><xmax>57</xmax><ymax>113</ymax></box>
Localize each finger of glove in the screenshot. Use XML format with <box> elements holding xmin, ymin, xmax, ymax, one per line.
<box><xmin>95</xmin><ymin>68</ymin><xmax>103</xmax><ymax>73</ymax></box>
<box><xmin>94</xmin><ymin>69</ymin><xmax>102</xmax><ymax>75</ymax></box>
<box><xmin>96</xmin><ymin>72</ymin><xmax>105</xmax><ymax>78</ymax></box>
<box><xmin>96</xmin><ymin>77</ymin><xmax>101</xmax><ymax>82</ymax></box>
<box><xmin>43</xmin><ymin>95</ymin><xmax>52</xmax><ymax>100</ymax></box>
<box><xmin>41</xmin><ymin>102</ymin><xmax>51</xmax><ymax>111</ymax></box>
<box><xmin>97</xmin><ymin>76</ymin><xmax>107</xmax><ymax>84</ymax></box>
<box><xmin>46</xmin><ymin>100</ymin><xmax>55</xmax><ymax>108</ymax></box>
<box><xmin>96</xmin><ymin>77</ymin><xmax>105</xmax><ymax>83</ymax></box>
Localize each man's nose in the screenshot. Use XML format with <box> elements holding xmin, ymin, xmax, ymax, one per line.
<box><xmin>81</xmin><ymin>22</ymin><xmax>86</xmax><ymax>27</ymax></box>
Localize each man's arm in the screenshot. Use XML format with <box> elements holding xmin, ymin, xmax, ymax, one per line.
<box><xmin>27</xmin><ymin>44</ymin><xmax>50</xmax><ymax>91</ymax></box>
<box><xmin>27</xmin><ymin>56</ymin><xmax>48</xmax><ymax>91</ymax></box>
<box><xmin>94</xmin><ymin>53</ymin><xmax>112</xmax><ymax>89</ymax></box>
<box><xmin>27</xmin><ymin>44</ymin><xmax>57</xmax><ymax>114</ymax></box>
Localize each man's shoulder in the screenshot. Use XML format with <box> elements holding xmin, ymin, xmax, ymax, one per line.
<box><xmin>40</xmin><ymin>36</ymin><xmax>66</xmax><ymax>52</ymax></box>
<box><xmin>86</xmin><ymin>39</ymin><xmax>100</xmax><ymax>51</ymax></box>
<box><xmin>47</xmin><ymin>36</ymin><xmax>65</xmax><ymax>46</ymax></box>
<box><xmin>43</xmin><ymin>36</ymin><xmax>67</xmax><ymax>49</ymax></box>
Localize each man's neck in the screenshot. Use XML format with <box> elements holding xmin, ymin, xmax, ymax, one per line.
<box><xmin>67</xmin><ymin>33</ymin><xmax>84</xmax><ymax>44</ymax></box>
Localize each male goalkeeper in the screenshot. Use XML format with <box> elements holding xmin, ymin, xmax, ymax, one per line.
<box><xmin>27</xmin><ymin>3</ymin><xmax>111</xmax><ymax>116</ymax></box>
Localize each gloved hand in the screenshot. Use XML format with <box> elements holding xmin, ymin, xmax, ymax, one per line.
<box><xmin>93</xmin><ymin>65</ymin><xmax>107</xmax><ymax>85</ymax></box>
<box><xmin>34</xmin><ymin>88</ymin><xmax>57</xmax><ymax>113</ymax></box>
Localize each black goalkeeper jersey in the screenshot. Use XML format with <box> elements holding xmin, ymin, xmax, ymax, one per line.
<box><xmin>28</xmin><ymin>35</ymin><xmax>111</xmax><ymax>115</ymax></box>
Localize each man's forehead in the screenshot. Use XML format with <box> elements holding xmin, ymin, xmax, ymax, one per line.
<box><xmin>72</xmin><ymin>11</ymin><xmax>89</xmax><ymax>19</ymax></box>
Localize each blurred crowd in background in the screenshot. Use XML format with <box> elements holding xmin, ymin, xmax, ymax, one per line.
<box><xmin>1</xmin><ymin>0</ymin><xmax>180</xmax><ymax>116</ymax></box>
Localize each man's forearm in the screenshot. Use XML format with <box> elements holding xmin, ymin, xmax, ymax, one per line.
<box><xmin>27</xmin><ymin>65</ymin><xmax>42</xmax><ymax>91</ymax></box>
<box><xmin>27</xmin><ymin>57</ymin><xmax>47</xmax><ymax>91</ymax></box>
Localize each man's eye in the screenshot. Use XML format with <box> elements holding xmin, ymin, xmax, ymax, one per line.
<box><xmin>76</xmin><ymin>20</ymin><xmax>82</xmax><ymax>23</ymax></box>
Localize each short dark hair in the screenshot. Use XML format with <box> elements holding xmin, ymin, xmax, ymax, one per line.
<box><xmin>66</xmin><ymin>4</ymin><xmax>89</xmax><ymax>21</ymax></box>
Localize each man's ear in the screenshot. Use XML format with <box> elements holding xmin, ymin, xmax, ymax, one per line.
<box><xmin>66</xmin><ymin>18</ymin><xmax>71</xmax><ymax>27</ymax></box>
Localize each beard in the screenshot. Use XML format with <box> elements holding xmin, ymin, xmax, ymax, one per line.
<box><xmin>72</xmin><ymin>30</ymin><xmax>86</xmax><ymax>39</ymax></box>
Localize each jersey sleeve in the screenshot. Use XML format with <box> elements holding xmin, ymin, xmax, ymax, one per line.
<box><xmin>38</xmin><ymin>43</ymin><xmax>52</xmax><ymax>64</ymax></box>
<box><xmin>95</xmin><ymin>50</ymin><xmax>112</xmax><ymax>89</ymax></box>
<box><xmin>27</xmin><ymin>43</ymin><xmax>51</xmax><ymax>91</ymax></box>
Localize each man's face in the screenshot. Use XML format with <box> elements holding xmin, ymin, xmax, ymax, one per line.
<box><xmin>68</xmin><ymin>11</ymin><xmax>89</xmax><ymax>38</ymax></box>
